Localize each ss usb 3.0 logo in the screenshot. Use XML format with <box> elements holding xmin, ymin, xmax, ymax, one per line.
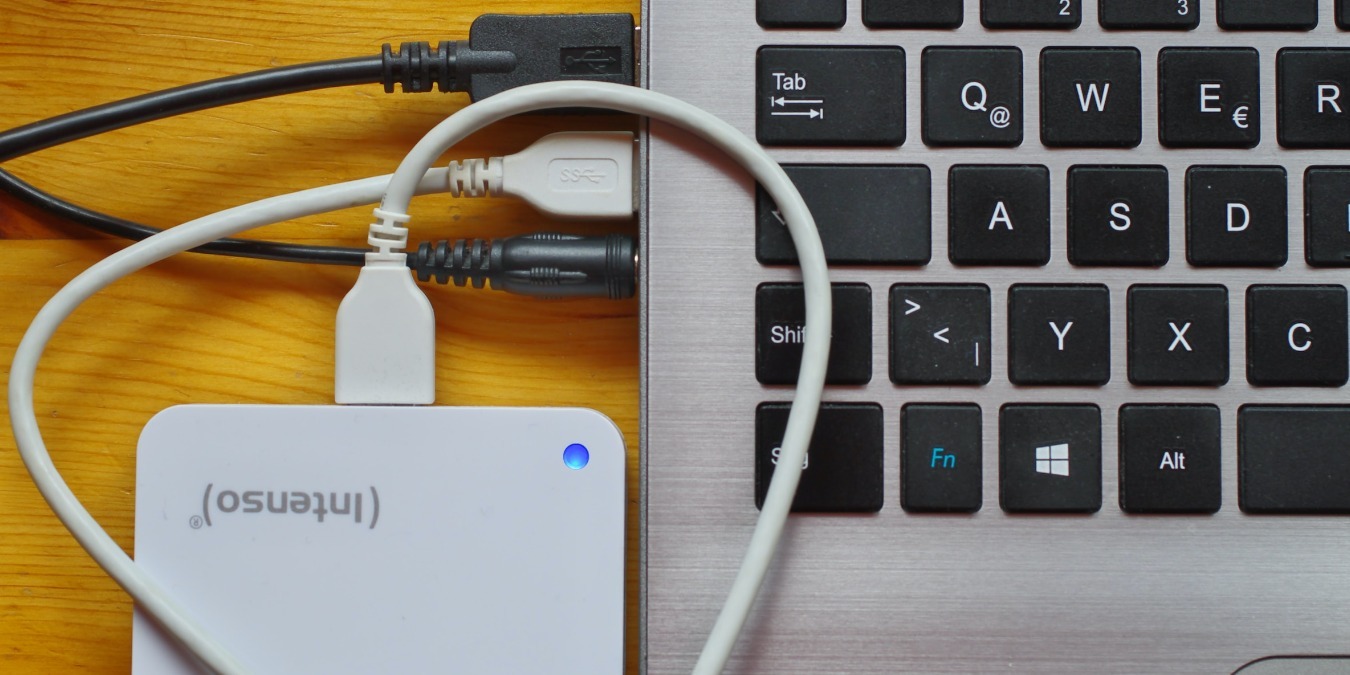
<box><xmin>549</xmin><ymin>159</ymin><xmax>618</xmax><ymax>193</ymax></box>
<box><xmin>559</xmin><ymin>168</ymin><xmax>605</xmax><ymax>184</ymax></box>
<box><xmin>192</xmin><ymin>483</ymin><xmax>381</xmax><ymax>530</ymax></box>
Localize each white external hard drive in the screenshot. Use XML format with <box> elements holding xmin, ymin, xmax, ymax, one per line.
<box><xmin>131</xmin><ymin>405</ymin><xmax>625</xmax><ymax>674</ymax></box>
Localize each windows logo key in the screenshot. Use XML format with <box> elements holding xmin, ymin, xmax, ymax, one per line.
<box><xmin>1035</xmin><ymin>443</ymin><xmax>1070</xmax><ymax>477</ymax></box>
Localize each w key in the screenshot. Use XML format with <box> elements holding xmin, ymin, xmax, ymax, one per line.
<box><xmin>1041</xmin><ymin>48</ymin><xmax>1142</xmax><ymax>148</ymax></box>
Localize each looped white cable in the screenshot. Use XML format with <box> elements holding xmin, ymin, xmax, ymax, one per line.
<box><xmin>366</xmin><ymin>207</ymin><xmax>411</xmax><ymax>260</ymax></box>
<box><xmin>11</xmin><ymin>82</ymin><xmax>827</xmax><ymax>675</ymax></box>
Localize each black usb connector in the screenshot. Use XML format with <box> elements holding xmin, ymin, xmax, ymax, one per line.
<box><xmin>463</xmin><ymin>14</ymin><xmax>636</xmax><ymax>101</ymax></box>
<box><xmin>379</xmin><ymin>14</ymin><xmax>635</xmax><ymax>100</ymax></box>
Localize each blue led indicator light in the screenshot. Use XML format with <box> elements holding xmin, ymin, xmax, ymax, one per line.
<box><xmin>563</xmin><ymin>443</ymin><xmax>590</xmax><ymax>470</ymax></box>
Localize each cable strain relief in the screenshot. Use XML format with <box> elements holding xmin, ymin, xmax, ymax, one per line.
<box><xmin>446</xmin><ymin>157</ymin><xmax>502</xmax><ymax>197</ymax></box>
<box><xmin>368</xmin><ymin>207</ymin><xmax>411</xmax><ymax>259</ymax></box>
<box><xmin>381</xmin><ymin>41</ymin><xmax>458</xmax><ymax>93</ymax></box>
<box><xmin>413</xmin><ymin>238</ymin><xmax>492</xmax><ymax>287</ymax></box>
<box><xmin>381</xmin><ymin>41</ymin><xmax>517</xmax><ymax>93</ymax></box>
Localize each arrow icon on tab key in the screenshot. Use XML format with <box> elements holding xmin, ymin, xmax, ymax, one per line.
<box><xmin>770</xmin><ymin>109</ymin><xmax>824</xmax><ymax>119</ymax></box>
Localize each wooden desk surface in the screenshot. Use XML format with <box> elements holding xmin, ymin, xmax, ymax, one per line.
<box><xmin>0</xmin><ymin>1</ymin><xmax>640</xmax><ymax>670</ymax></box>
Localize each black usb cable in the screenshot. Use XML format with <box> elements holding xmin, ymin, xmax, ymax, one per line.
<box><xmin>0</xmin><ymin>13</ymin><xmax>637</xmax><ymax>296</ymax></box>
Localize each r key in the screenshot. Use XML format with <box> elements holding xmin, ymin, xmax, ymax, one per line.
<box><xmin>1278</xmin><ymin>49</ymin><xmax>1350</xmax><ymax>149</ymax></box>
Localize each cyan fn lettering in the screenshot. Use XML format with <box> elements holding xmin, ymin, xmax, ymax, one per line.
<box><xmin>930</xmin><ymin>447</ymin><xmax>956</xmax><ymax>469</ymax></box>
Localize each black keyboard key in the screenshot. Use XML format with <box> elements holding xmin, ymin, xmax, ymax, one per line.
<box><xmin>1278</xmin><ymin>49</ymin><xmax>1350</xmax><ymax>149</ymax></box>
<box><xmin>757</xmin><ymin>283</ymin><xmax>872</xmax><ymax>386</ymax></box>
<box><xmin>1000</xmin><ymin>404</ymin><xmax>1102</xmax><ymax>514</ymax></box>
<box><xmin>890</xmin><ymin>284</ymin><xmax>992</xmax><ymax>385</ymax></box>
<box><xmin>1305</xmin><ymin>167</ymin><xmax>1350</xmax><ymax>266</ymax></box>
<box><xmin>756</xmin><ymin>165</ymin><xmax>931</xmax><ymax>266</ymax></box>
<box><xmin>1099</xmin><ymin>0</ymin><xmax>1200</xmax><ymax>29</ymax></box>
<box><xmin>757</xmin><ymin>47</ymin><xmax>906</xmax><ymax>147</ymax></box>
<box><xmin>758</xmin><ymin>0</ymin><xmax>847</xmax><ymax>28</ymax></box>
<box><xmin>902</xmin><ymin>404</ymin><xmax>983</xmax><ymax>513</ymax></box>
<box><xmin>1186</xmin><ymin>166</ymin><xmax>1288</xmax><ymax>267</ymax></box>
<box><xmin>922</xmin><ymin>47</ymin><xmax>1023</xmax><ymax>147</ymax></box>
<box><xmin>864</xmin><ymin>0</ymin><xmax>964</xmax><ymax>28</ymax></box>
<box><xmin>1239</xmin><ymin>406</ymin><xmax>1350</xmax><ymax>514</ymax></box>
<box><xmin>756</xmin><ymin>402</ymin><xmax>884</xmax><ymax>512</ymax></box>
<box><xmin>1068</xmin><ymin>165</ymin><xmax>1169</xmax><ymax>266</ymax></box>
<box><xmin>1158</xmin><ymin>48</ymin><xmax>1261</xmax><ymax>149</ymax></box>
<box><xmin>1041</xmin><ymin>48</ymin><xmax>1142</xmax><ymax>148</ymax></box>
<box><xmin>1218</xmin><ymin>0</ymin><xmax>1317</xmax><ymax>30</ymax></box>
<box><xmin>1246</xmin><ymin>285</ymin><xmax>1349</xmax><ymax>387</ymax></box>
<box><xmin>1127</xmin><ymin>285</ymin><xmax>1230</xmax><ymax>386</ymax></box>
<box><xmin>1119</xmin><ymin>405</ymin><xmax>1222</xmax><ymax>514</ymax></box>
<box><xmin>1341</xmin><ymin>0</ymin><xmax>1350</xmax><ymax>29</ymax></box>
<box><xmin>948</xmin><ymin>165</ymin><xmax>1050</xmax><ymax>266</ymax></box>
<box><xmin>983</xmin><ymin>0</ymin><xmax>1081</xmax><ymax>28</ymax></box>
<box><xmin>1008</xmin><ymin>284</ymin><xmax>1111</xmax><ymax>385</ymax></box>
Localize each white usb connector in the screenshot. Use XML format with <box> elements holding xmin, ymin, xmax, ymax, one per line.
<box><xmin>336</xmin><ymin>207</ymin><xmax>436</xmax><ymax>405</ymax></box>
<box><xmin>447</xmin><ymin>131</ymin><xmax>636</xmax><ymax>220</ymax></box>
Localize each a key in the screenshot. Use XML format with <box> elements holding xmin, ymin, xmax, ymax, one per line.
<box><xmin>1118</xmin><ymin>405</ymin><xmax>1222</xmax><ymax>514</ymax></box>
<box><xmin>999</xmin><ymin>404</ymin><xmax>1102</xmax><ymax>514</ymax></box>
<box><xmin>1278</xmin><ymin>49</ymin><xmax>1350</xmax><ymax>148</ymax></box>
<box><xmin>1186</xmin><ymin>166</ymin><xmax>1287</xmax><ymax>267</ymax></box>
<box><xmin>756</xmin><ymin>283</ymin><xmax>872</xmax><ymax>385</ymax></box>
<box><xmin>983</xmin><ymin>0</ymin><xmax>1081</xmax><ymax>29</ymax></box>
<box><xmin>889</xmin><ymin>284</ymin><xmax>992</xmax><ymax>385</ymax></box>
<box><xmin>1246</xmin><ymin>285</ymin><xmax>1348</xmax><ymax>387</ymax></box>
<box><xmin>758</xmin><ymin>0</ymin><xmax>847</xmax><ymax>28</ymax></box>
<box><xmin>864</xmin><ymin>0</ymin><xmax>964</xmax><ymax>28</ymax></box>
<box><xmin>948</xmin><ymin>165</ymin><xmax>1050</xmax><ymax>266</ymax></box>
<box><xmin>1217</xmin><ymin>0</ymin><xmax>1317</xmax><ymax>30</ymax></box>
<box><xmin>1067</xmin><ymin>165</ymin><xmax>1169</xmax><ymax>266</ymax></box>
<box><xmin>1239</xmin><ymin>406</ymin><xmax>1350</xmax><ymax>514</ymax></box>
<box><xmin>1008</xmin><ymin>285</ymin><xmax>1111</xmax><ymax>386</ymax></box>
<box><xmin>1127</xmin><ymin>285</ymin><xmax>1230</xmax><ymax>386</ymax></box>
<box><xmin>1041</xmin><ymin>48</ymin><xmax>1142</xmax><ymax>148</ymax></box>
<box><xmin>922</xmin><ymin>47</ymin><xmax>1023</xmax><ymax>147</ymax></box>
<box><xmin>901</xmin><ymin>404</ymin><xmax>983</xmax><ymax>513</ymax></box>
<box><xmin>756</xmin><ymin>402</ymin><xmax>885</xmax><ymax>512</ymax></box>
<box><xmin>1099</xmin><ymin>0</ymin><xmax>1201</xmax><ymax>29</ymax></box>
<box><xmin>1158</xmin><ymin>48</ymin><xmax>1261</xmax><ymax>148</ymax></box>
<box><xmin>1305</xmin><ymin>167</ymin><xmax>1350</xmax><ymax>266</ymax></box>
<box><xmin>756</xmin><ymin>165</ymin><xmax>931</xmax><ymax>266</ymax></box>
<box><xmin>757</xmin><ymin>46</ymin><xmax>906</xmax><ymax>147</ymax></box>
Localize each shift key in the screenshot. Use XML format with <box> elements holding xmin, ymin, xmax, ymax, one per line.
<box><xmin>757</xmin><ymin>46</ymin><xmax>906</xmax><ymax>146</ymax></box>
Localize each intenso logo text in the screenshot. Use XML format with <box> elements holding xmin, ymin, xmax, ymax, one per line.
<box><xmin>199</xmin><ymin>484</ymin><xmax>380</xmax><ymax>530</ymax></box>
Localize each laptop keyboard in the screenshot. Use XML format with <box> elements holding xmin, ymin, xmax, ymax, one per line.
<box><xmin>644</xmin><ymin>1</ymin><xmax>1350</xmax><ymax>671</ymax></box>
<box><xmin>746</xmin><ymin>3</ymin><xmax>1350</xmax><ymax>518</ymax></box>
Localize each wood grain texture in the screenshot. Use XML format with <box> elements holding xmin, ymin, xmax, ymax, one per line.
<box><xmin>0</xmin><ymin>1</ymin><xmax>640</xmax><ymax>671</ymax></box>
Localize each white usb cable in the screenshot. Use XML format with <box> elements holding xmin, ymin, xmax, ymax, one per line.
<box><xmin>370</xmin><ymin>80</ymin><xmax>829</xmax><ymax>675</ymax></box>
<box><xmin>10</xmin><ymin>81</ymin><xmax>828</xmax><ymax>674</ymax></box>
